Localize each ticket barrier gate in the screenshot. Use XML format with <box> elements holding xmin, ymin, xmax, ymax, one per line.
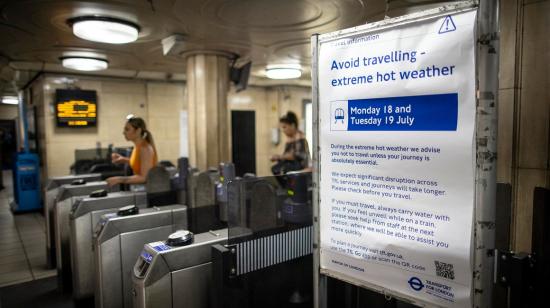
<box><xmin>212</xmin><ymin>173</ymin><xmax>314</xmax><ymax>308</ymax></box>
<box><xmin>94</xmin><ymin>204</ymin><xmax>188</xmax><ymax>308</ymax></box>
<box><xmin>45</xmin><ymin>174</ymin><xmax>102</xmax><ymax>268</ymax></box>
<box><xmin>53</xmin><ymin>181</ymin><xmax>118</xmax><ymax>291</ymax></box>
<box><xmin>187</xmin><ymin>168</ymin><xmax>218</xmax><ymax>209</ymax></box>
<box><xmin>186</xmin><ymin>168</ymin><xmax>227</xmax><ymax>235</ymax></box>
<box><xmin>132</xmin><ymin>228</ymin><xmax>228</xmax><ymax>308</ymax></box>
<box><xmin>69</xmin><ymin>191</ymin><xmax>148</xmax><ymax>299</ymax></box>
<box><xmin>172</xmin><ymin>157</ymin><xmax>195</xmax><ymax>206</ymax></box>
<box><xmin>216</xmin><ymin>163</ymin><xmax>235</xmax><ymax>222</ymax></box>
<box><xmin>58</xmin><ymin>165</ymin><xmax>175</xmax><ymax>293</ymax></box>
<box><xmin>492</xmin><ymin>186</ymin><xmax>549</xmax><ymax>308</ymax></box>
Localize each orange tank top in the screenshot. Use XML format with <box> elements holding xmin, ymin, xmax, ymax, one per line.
<box><xmin>129</xmin><ymin>142</ymin><xmax>158</xmax><ymax>175</ymax></box>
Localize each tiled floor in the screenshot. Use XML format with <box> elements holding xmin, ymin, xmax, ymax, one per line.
<box><xmin>0</xmin><ymin>170</ymin><xmax>56</xmax><ymax>287</ymax></box>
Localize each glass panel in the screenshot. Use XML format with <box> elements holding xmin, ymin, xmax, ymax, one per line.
<box><xmin>216</xmin><ymin>172</ymin><xmax>313</xmax><ymax>308</ymax></box>
<box><xmin>305</xmin><ymin>101</ymin><xmax>313</xmax><ymax>155</ymax></box>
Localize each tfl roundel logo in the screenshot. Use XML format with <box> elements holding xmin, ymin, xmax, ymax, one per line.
<box><xmin>408</xmin><ymin>277</ymin><xmax>424</xmax><ymax>291</ymax></box>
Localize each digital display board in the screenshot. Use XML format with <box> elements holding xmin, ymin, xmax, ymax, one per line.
<box><xmin>55</xmin><ymin>89</ymin><xmax>97</xmax><ymax>127</ymax></box>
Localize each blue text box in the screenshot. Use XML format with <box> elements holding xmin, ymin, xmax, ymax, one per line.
<box><xmin>347</xmin><ymin>93</ymin><xmax>458</xmax><ymax>131</ymax></box>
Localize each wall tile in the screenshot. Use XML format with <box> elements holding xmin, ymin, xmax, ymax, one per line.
<box><xmin>523</xmin><ymin>0</ymin><xmax>548</xmax><ymax>5</ymax></box>
<box><xmin>147</xmin><ymin>83</ymin><xmax>185</xmax><ymax>98</ymax></box>
<box><xmin>514</xmin><ymin>168</ymin><xmax>548</xmax><ymax>252</ymax></box>
<box><xmin>517</xmin><ymin>1</ymin><xmax>550</xmax><ymax>169</ymax></box>
<box><xmin>497</xmin><ymin>89</ymin><xmax>515</xmax><ymax>183</ymax></box>
<box><xmin>37</xmin><ymin>74</ymin><xmax>311</xmax><ymax>178</ymax></box>
<box><xmin>102</xmin><ymin>81</ymin><xmax>145</xmax><ymax>95</ymax></box>
<box><xmin>498</xmin><ymin>0</ymin><xmax>519</xmax><ymax>89</ymax></box>
<box><xmin>0</xmin><ymin>105</ymin><xmax>18</xmax><ymax>120</ymax></box>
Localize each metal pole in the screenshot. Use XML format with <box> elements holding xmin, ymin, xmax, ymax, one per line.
<box><xmin>474</xmin><ymin>0</ymin><xmax>499</xmax><ymax>307</ymax></box>
<box><xmin>311</xmin><ymin>33</ymin><xmax>326</xmax><ymax>308</ymax></box>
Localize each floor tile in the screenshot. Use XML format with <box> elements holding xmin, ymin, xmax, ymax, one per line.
<box><xmin>0</xmin><ymin>171</ymin><xmax>56</xmax><ymax>287</ymax></box>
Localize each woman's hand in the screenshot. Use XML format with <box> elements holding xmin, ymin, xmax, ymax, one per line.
<box><xmin>106</xmin><ymin>176</ymin><xmax>121</xmax><ymax>187</ymax></box>
<box><xmin>111</xmin><ymin>153</ymin><xmax>126</xmax><ymax>164</ymax></box>
<box><xmin>270</xmin><ymin>154</ymin><xmax>281</xmax><ymax>162</ymax></box>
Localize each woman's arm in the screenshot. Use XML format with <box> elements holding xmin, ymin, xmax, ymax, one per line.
<box><xmin>106</xmin><ymin>174</ymin><xmax>145</xmax><ymax>186</ymax></box>
<box><xmin>111</xmin><ymin>152</ymin><xmax>130</xmax><ymax>165</ymax></box>
<box><xmin>106</xmin><ymin>145</ymin><xmax>154</xmax><ymax>186</ymax></box>
<box><xmin>279</xmin><ymin>152</ymin><xmax>296</xmax><ymax>161</ymax></box>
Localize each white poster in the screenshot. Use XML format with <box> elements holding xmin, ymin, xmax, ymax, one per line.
<box><xmin>318</xmin><ymin>10</ymin><xmax>477</xmax><ymax>307</ymax></box>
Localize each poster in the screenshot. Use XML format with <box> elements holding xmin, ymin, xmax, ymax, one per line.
<box><xmin>318</xmin><ymin>10</ymin><xmax>477</xmax><ymax>307</ymax></box>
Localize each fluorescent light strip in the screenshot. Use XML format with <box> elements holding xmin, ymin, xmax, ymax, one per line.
<box><xmin>71</xmin><ymin>17</ymin><xmax>140</xmax><ymax>44</ymax></box>
<box><xmin>61</xmin><ymin>57</ymin><xmax>109</xmax><ymax>71</ymax></box>
<box><xmin>266</xmin><ymin>64</ymin><xmax>302</xmax><ymax>79</ymax></box>
<box><xmin>2</xmin><ymin>96</ymin><xmax>19</xmax><ymax>105</ymax></box>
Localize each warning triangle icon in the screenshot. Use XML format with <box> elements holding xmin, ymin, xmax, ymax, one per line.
<box><xmin>438</xmin><ymin>16</ymin><xmax>456</xmax><ymax>34</ymax></box>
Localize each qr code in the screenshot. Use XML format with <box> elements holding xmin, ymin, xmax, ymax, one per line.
<box><xmin>434</xmin><ymin>260</ymin><xmax>455</xmax><ymax>280</ymax></box>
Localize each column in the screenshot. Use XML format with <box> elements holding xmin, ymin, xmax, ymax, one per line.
<box><xmin>186</xmin><ymin>53</ymin><xmax>231</xmax><ymax>170</ymax></box>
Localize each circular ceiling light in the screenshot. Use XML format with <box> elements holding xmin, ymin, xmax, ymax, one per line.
<box><xmin>61</xmin><ymin>57</ymin><xmax>109</xmax><ymax>71</ymax></box>
<box><xmin>1</xmin><ymin>96</ymin><xmax>19</xmax><ymax>105</ymax></box>
<box><xmin>266</xmin><ymin>64</ymin><xmax>302</xmax><ymax>79</ymax></box>
<box><xmin>69</xmin><ymin>16</ymin><xmax>140</xmax><ymax>44</ymax></box>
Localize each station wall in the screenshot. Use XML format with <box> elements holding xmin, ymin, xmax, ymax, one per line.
<box><xmin>32</xmin><ymin>76</ymin><xmax>185</xmax><ymax>179</ymax></box>
<box><xmin>0</xmin><ymin>104</ymin><xmax>18</xmax><ymax>120</ymax></box>
<box><xmin>228</xmin><ymin>85</ymin><xmax>311</xmax><ymax>176</ymax></box>
<box><xmin>497</xmin><ymin>0</ymin><xmax>550</xmax><ymax>252</ymax></box>
<box><xmin>30</xmin><ymin>74</ymin><xmax>311</xmax><ymax>179</ymax></box>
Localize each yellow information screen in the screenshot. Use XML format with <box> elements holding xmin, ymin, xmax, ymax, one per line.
<box><xmin>55</xmin><ymin>89</ymin><xmax>97</xmax><ymax>127</ymax></box>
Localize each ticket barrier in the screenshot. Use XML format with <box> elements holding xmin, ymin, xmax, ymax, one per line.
<box><xmin>216</xmin><ymin>163</ymin><xmax>235</xmax><ymax>222</ymax></box>
<box><xmin>212</xmin><ymin>173</ymin><xmax>313</xmax><ymax>308</ymax></box>
<box><xmin>69</xmin><ymin>191</ymin><xmax>148</xmax><ymax>299</ymax></box>
<box><xmin>53</xmin><ymin>181</ymin><xmax>118</xmax><ymax>291</ymax></box>
<box><xmin>45</xmin><ymin>174</ymin><xmax>102</xmax><ymax>268</ymax></box>
<box><xmin>185</xmin><ymin>168</ymin><xmax>228</xmax><ymax>234</ymax></box>
<box><xmin>187</xmin><ymin>168</ymin><xmax>218</xmax><ymax>209</ymax></box>
<box><xmin>171</xmin><ymin>157</ymin><xmax>195</xmax><ymax>205</ymax></box>
<box><xmin>132</xmin><ymin>228</ymin><xmax>228</xmax><ymax>308</ymax></box>
<box><xmin>94</xmin><ymin>204</ymin><xmax>188</xmax><ymax>308</ymax></box>
<box><xmin>58</xmin><ymin>164</ymin><xmax>176</xmax><ymax>292</ymax></box>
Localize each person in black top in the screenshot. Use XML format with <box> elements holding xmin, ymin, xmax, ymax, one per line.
<box><xmin>271</xmin><ymin>111</ymin><xmax>311</xmax><ymax>175</ymax></box>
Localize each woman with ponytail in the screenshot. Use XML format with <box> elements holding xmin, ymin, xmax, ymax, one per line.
<box><xmin>106</xmin><ymin>115</ymin><xmax>158</xmax><ymax>187</ymax></box>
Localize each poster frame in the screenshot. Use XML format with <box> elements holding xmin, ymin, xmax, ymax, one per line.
<box><xmin>311</xmin><ymin>1</ymin><xmax>499</xmax><ymax>307</ymax></box>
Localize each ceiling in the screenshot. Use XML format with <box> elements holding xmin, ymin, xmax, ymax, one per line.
<box><xmin>0</xmin><ymin>0</ymin><xmax>451</xmax><ymax>96</ymax></box>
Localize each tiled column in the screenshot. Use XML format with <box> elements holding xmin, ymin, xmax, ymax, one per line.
<box><xmin>186</xmin><ymin>53</ymin><xmax>231</xmax><ymax>170</ymax></box>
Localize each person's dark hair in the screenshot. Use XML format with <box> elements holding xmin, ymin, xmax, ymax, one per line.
<box><xmin>127</xmin><ymin>116</ymin><xmax>156</xmax><ymax>151</ymax></box>
<box><xmin>279</xmin><ymin>111</ymin><xmax>299</xmax><ymax>127</ymax></box>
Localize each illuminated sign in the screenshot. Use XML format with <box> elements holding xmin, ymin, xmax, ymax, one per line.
<box><xmin>55</xmin><ymin>89</ymin><xmax>97</xmax><ymax>127</ymax></box>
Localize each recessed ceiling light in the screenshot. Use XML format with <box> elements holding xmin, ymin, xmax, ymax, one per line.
<box><xmin>2</xmin><ymin>96</ymin><xmax>19</xmax><ymax>105</ymax></box>
<box><xmin>61</xmin><ymin>57</ymin><xmax>109</xmax><ymax>71</ymax></box>
<box><xmin>69</xmin><ymin>16</ymin><xmax>140</xmax><ymax>44</ymax></box>
<box><xmin>266</xmin><ymin>64</ymin><xmax>302</xmax><ymax>79</ymax></box>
